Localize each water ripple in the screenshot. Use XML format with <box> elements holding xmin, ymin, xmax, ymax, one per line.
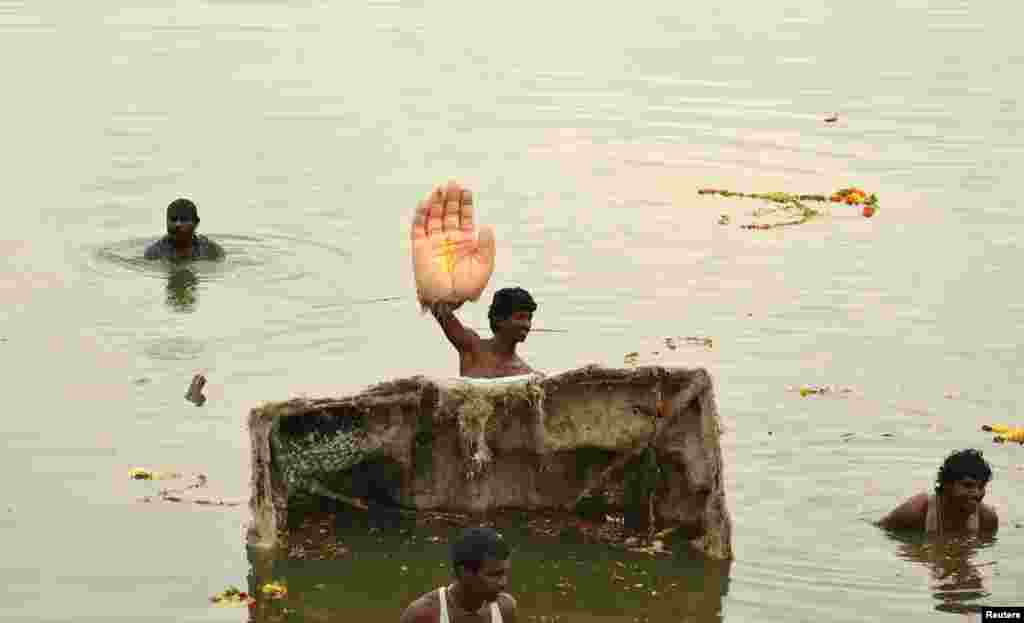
<box><xmin>83</xmin><ymin>232</ymin><xmax>350</xmax><ymax>288</ymax></box>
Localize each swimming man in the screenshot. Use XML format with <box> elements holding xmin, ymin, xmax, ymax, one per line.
<box><xmin>399</xmin><ymin>527</ymin><xmax>518</xmax><ymax>623</ymax></box>
<box><xmin>876</xmin><ymin>448</ymin><xmax>999</xmax><ymax>535</ymax></box>
<box><xmin>144</xmin><ymin>198</ymin><xmax>224</xmax><ymax>261</ymax></box>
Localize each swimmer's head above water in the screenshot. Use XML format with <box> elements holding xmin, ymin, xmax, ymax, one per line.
<box><xmin>166</xmin><ymin>198</ymin><xmax>200</xmax><ymax>245</ymax></box>
<box><xmin>145</xmin><ymin>198</ymin><xmax>224</xmax><ymax>261</ymax></box>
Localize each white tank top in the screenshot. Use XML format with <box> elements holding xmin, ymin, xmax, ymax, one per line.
<box><xmin>439</xmin><ymin>586</ymin><xmax>503</xmax><ymax>623</ymax></box>
<box><xmin>925</xmin><ymin>493</ymin><xmax>979</xmax><ymax>534</ymax></box>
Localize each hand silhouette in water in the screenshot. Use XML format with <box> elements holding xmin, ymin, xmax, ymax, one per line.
<box><xmin>411</xmin><ymin>181</ymin><xmax>496</xmax><ymax>308</ymax></box>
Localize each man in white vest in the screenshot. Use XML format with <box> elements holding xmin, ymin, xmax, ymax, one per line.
<box><xmin>876</xmin><ymin>448</ymin><xmax>999</xmax><ymax>534</ymax></box>
<box><xmin>399</xmin><ymin>527</ymin><xmax>518</xmax><ymax>623</ymax></box>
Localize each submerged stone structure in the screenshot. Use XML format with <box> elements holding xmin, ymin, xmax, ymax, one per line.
<box><xmin>247</xmin><ymin>365</ymin><xmax>732</xmax><ymax>559</ymax></box>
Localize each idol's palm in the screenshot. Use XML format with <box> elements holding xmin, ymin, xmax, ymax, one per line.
<box><xmin>411</xmin><ymin>181</ymin><xmax>496</xmax><ymax>306</ymax></box>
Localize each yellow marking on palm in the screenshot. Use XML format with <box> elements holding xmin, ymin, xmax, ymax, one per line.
<box><xmin>438</xmin><ymin>236</ymin><xmax>457</xmax><ymax>274</ymax></box>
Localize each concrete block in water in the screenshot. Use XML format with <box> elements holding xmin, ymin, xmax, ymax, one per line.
<box><xmin>246</xmin><ymin>365</ymin><xmax>732</xmax><ymax>559</ymax></box>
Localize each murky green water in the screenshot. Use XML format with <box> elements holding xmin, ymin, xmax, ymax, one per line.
<box><xmin>2</xmin><ymin>1</ymin><xmax>1022</xmax><ymax>621</ymax></box>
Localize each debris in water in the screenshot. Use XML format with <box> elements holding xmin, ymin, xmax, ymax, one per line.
<box><xmin>136</xmin><ymin>472</ymin><xmax>242</xmax><ymax>507</ymax></box>
<box><xmin>982</xmin><ymin>424</ymin><xmax>1020</xmax><ymax>434</ymax></box>
<box><xmin>627</xmin><ymin>539</ymin><xmax>668</xmax><ymax>556</ymax></box>
<box><xmin>789</xmin><ymin>385</ymin><xmax>853</xmax><ymax>397</ymax></box>
<box><xmin>982</xmin><ymin>424</ymin><xmax>1024</xmax><ymax>444</ymax></box>
<box><xmin>260</xmin><ymin>582</ymin><xmax>288</xmax><ymax>599</ymax></box>
<box><xmin>130</xmin><ymin>467</ymin><xmax>153</xmax><ymax>480</ymax></box>
<box><xmin>994</xmin><ymin>432</ymin><xmax>1024</xmax><ymax>444</ymax></box>
<box><xmin>209</xmin><ymin>586</ymin><xmax>254</xmax><ymax>606</ymax></box>
<box><xmin>830</xmin><ymin>188</ymin><xmax>868</xmax><ymax>204</ymax></box>
<box><xmin>682</xmin><ymin>336</ymin><xmax>713</xmax><ymax>348</ymax></box>
<box><xmin>698</xmin><ymin>187</ymin><xmax>880</xmax><ymax>228</ymax></box>
<box><xmin>185</xmin><ymin>374</ymin><xmax>207</xmax><ymax>406</ymax></box>
<box><xmin>128</xmin><ymin>467</ymin><xmax>181</xmax><ymax>480</ymax></box>
<box><xmin>660</xmin><ymin>336</ymin><xmax>712</xmax><ymax>351</ymax></box>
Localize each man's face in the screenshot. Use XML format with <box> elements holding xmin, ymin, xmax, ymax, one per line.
<box><xmin>497</xmin><ymin>311</ymin><xmax>532</xmax><ymax>342</ymax></box>
<box><xmin>167</xmin><ymin>210</ymin><xmax>197</xmax><ymax>241</ymax></box>
<box><xmin>463</xmin><ymin>557</ymin><xmax>510</xmax><ymax>602</ymax></box>
<box><xmin>947</xmin><ymin>477</ymin><xmax>986</xmax><ymax>514</ymax></box>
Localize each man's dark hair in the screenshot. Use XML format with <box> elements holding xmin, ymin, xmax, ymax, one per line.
<box><xmin>167</xmin><ymin>198</ymin><xmax>199</xmax><ymax>222</ymax></box>
<box><xmin>451</xmin><ymin>527</ymin><xmax>509</xmax><ymax>575</ymax></box>
<box><xmin>488</xmin><ymin>287</ymin><xmax>537</xmax><ymax>333</ymax></box>
<box><xmin>935</xmin><ymin>448</ymin><xmax>992</xmax><ymax>494</ymax></box>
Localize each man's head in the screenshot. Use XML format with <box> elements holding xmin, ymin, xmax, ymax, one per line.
<box><xmin>451</xmin><ymin>527</ymin><xmax>510</xmax><ymax>601</ymax></box>
<box><xmin>166</xmin><ymin>198</ymin><xmax>200</xmax><ymax>242</ymax></box>
<box><xmin>488</xmin><ymin>287</ymin><xmax>537</xmax><ymax>342</ymax></box>
<box><xmin>935</xmin><ymin>448</ymin><xmax>992</xmax><ymax>513</ymax></box>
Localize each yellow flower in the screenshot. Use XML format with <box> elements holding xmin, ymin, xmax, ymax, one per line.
<box><xmin>129</xmin><ymin>468</ymin><xmax>153</xmax><ymax>480</ymax></box>
<box><xmin>261</xmin><ymin>582</ymin><xmax>288</xmax><ymax>598</ymax></box>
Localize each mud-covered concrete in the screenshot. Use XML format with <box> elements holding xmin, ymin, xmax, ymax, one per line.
<box><xmin>247</xmin><ymin>365</ymin><xmax>732</xmax><ymax>559</ymax></box>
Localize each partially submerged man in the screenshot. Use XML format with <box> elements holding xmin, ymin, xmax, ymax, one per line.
<box><xmin>410</xmin><ymin>180</ymin><xmax>539</xmax><ymax>378</ymax></box>
<box><xmin>431</xmin><ymin>287</ymin><xmax>539</xmax><ymax>378</ymax></box>
<box><xmin>399</xmin><ymin>527</ymin><xmax>517</xmax><ymax>623</ymax></box>
<box><xmin>144</xmin><ymin>198</ymin><xmax>224</xmax><ymax>261</ymax></box>
<box><xmin>876</xmin><ymin>448</ymin><xmax>999</xmax><ymax>535</ymax></box>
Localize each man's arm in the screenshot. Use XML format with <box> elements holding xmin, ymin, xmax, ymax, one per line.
<box><xmin>498</xmin><ymin>593</ymin><xmax>518</xmax><ymax>623</ymax></box>
<box><xmin>430</xmin><ymin>301</ymin><xmax>480</xmax><ymax>353</ymax></box>
<box><xmin>876</xmin><ymin>493</ymin><xmax>927</xmax><ymax>531</ymax></box>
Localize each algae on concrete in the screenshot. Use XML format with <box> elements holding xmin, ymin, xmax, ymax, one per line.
<box><xmin>442</xmin><ymin>380</ymin><xmax>546</xmax><ymax>480</ymax></box>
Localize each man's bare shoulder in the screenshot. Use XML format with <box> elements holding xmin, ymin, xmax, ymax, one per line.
<box><xmin>980</xmin><ymin>503</ymin><xmax>999</xmax><ymax>532</ymax></box>
<box><xmin>908</xmin><ymin>492</ymin><xmax>930</xmax><ymax>510</ymax></box>
<box><xmin>399</xmin><ymin>591</ymin><xmax>438</xmax><ymax>623</ymax></box>
<box><xmin>432</xmin><ymin>303</ymin><xmax>482</xmax><ymax>352</ymax></box>
<box><xmin>877</xmin><ymin>492</ymin><xmax>929</xmax><ymax>530</ymax></box>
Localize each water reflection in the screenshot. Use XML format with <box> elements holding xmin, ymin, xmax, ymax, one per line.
<box><xmin>887</xmin><ymin>531</ymin><xmax>997</xmax><ymax>615</ymax></box>
<box><xmin>244</xmin><ymin>511</ymin><xmax>731</xmax><ymax>622</ymax></box>
<box><xmin>165</xmin><ymin>264</ymin><xmax>199</xmax><ymax>312</ymax></box>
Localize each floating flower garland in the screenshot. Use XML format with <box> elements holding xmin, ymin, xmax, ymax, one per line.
<box><xmin>698</xmin><ymin>187</ymin><xmax>880</xmax><ymax>228</ymax></box>
<box><xmin>982</xmin><ymin>424</ymin><xmax>1024</xmax><ymax>444</ymax></box>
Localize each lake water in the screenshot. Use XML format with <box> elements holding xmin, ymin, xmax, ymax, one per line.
<box><xmin>2</xmin><ymin>1</ymin><xmax>1022</xmax><ymax>621</ymax></box>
